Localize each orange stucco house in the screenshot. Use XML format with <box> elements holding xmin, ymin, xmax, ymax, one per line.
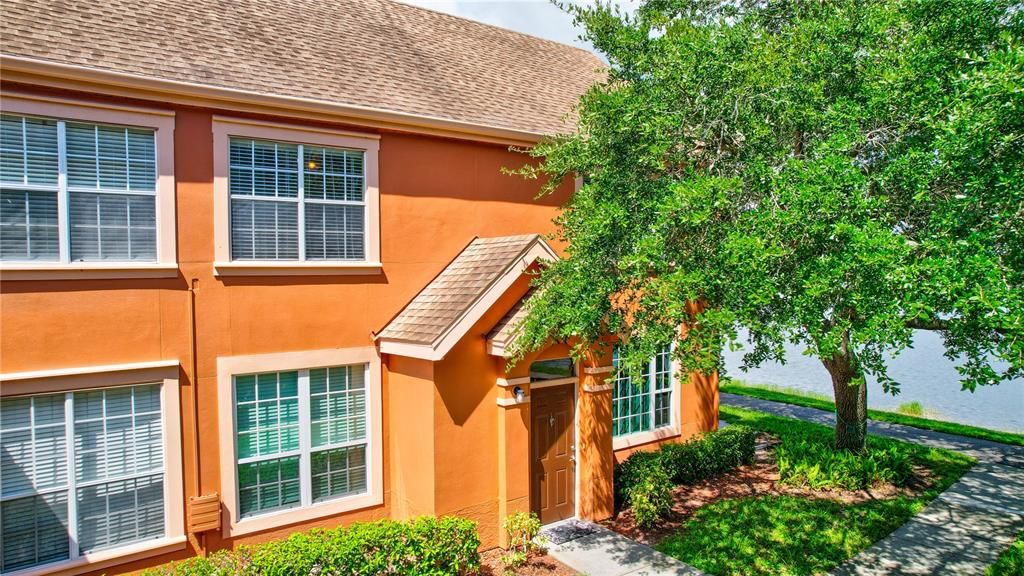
<box><xmin>0</xmin><ymin>0</ymin><xmax>719</xmax><ymax>574</ymax></box>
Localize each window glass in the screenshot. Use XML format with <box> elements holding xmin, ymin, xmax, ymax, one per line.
<box><xmin>0</xmin><ymin>385</ymin><xmax>165</xmax><ymax>572</ymax></box>
<box><xmin>228</xmin><ymin>137</ymin><xmax>366</xmax><ymax>262</ymax></box>
<box><xmin>234</xmin><ymin>365</ymin><xmax>370</xmax><ymax>519</ymax></box>
<box><xmin>0</xmin><ymin>114</ymin><xmax>158</xmax><ymax>263</ymax></box>
<box><xmin>611</xmin><ymin>346</ymin><xmax>674</xmax><ymax>437</ymax></box>
<box><xmin>529</xmin><ymin>358</ymin><xmax>576</xmax><ymax>382</ymax></box>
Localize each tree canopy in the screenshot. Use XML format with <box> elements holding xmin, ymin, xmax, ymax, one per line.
<box><xmin>510</xmin><ymin>0</ymin><xmax>1024</xmax><ymax>449</ymax></box>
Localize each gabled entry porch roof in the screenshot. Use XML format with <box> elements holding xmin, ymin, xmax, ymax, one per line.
<box><xmin>376</xmin><ymin>234</ymin><xmax>557</xmax><ymax>361</ymax></box>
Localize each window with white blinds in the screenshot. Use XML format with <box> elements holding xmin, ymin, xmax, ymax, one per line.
<box><xmin>0</xmin><ymin>384</ymin><xmax>165</xmax><ymax>573</ymax></box>
<box><xmin>612</xmin><ymin>346</ymin><xmax>675</xmax><ymax>438</ymax></box>
<box><xmin>234</xmin><ymin>365</ymin><xmax>368</xmax><ymax>519</ymax></box>
<box><xmin>229</xmin><ymin>137</ymin><xmax>366</xmax><ymax>261</ymax></box>
<box><xmin>0</xmin><ymin>114</ymin><xmax>158</xmax><ymax>263</ymax></box>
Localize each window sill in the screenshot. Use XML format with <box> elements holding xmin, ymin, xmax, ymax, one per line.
<box><xmin>213</xmin><ymin>261</ymin><xmax>384</xmax><ymax>276</ymax></box>
<box><xmin>612</xmin><ymin>426</ymin><xmax>680</xmax><ymax>452</ymax></box>
<box><xmin>0</xmin><ymin>262</ymin><xmax>179</xmax><ymax>280</ymax></box>
<box><xmin>5</xmin><ymin>535</ymin><xmax>187</xmax><ymax>576</ymax></box>
<box><xmin>226</xmin><ymin>490</ymin><xmax>383</xmax><ymax>537</ymax></box>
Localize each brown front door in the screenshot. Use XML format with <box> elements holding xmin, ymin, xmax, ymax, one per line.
<box><xmin>531</xmin><ymin>384</ymin><xmax>575</xmax><ymax>524</ymax></box>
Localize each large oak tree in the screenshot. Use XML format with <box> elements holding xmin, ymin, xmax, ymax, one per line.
<box><xmin>510</xmin><ymin>0</ymin><xmax>1023</xmax><ymax>450</ymax></box>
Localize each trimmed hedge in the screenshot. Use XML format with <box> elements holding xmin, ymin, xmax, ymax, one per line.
<box><xmin>615</xmin><ymin>425</ymin><xmax>757</xmax><ymax>521</ymax></box>
<box><xmin>144</xmin><ymin>516</ymin><xmax>480</xmax><ymax>576</ymax></box>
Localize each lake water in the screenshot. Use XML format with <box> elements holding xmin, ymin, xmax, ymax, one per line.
<box><xmin>721</xmin><ymin>329</ymin><xmax>1024</xmax><ymax>433</ymax></box>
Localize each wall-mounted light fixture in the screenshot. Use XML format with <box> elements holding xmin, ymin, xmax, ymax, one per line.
<box><xmin>513</xmin><ymin>385</ymin><xmax>525</xmax><ymax>403</ymax></box>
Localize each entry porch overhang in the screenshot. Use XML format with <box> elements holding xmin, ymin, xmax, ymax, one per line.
<box><xmin>375</xmin><ymin>234</ymin><xmax>557</xmax><ymax>361</ymax></box>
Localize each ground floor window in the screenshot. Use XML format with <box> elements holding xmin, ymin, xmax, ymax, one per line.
<box><xmin>0</xmin><ymin>384</ymin><xmax>165</xmax><ymax>573</ymax></box>
<box><xmin>234</xmin><ymin>364</ymin><xmax>368</xmax><ymax>519</ymax></box>
<box><xmin>612</xmin><ymin>346</ymin><xmax>674</xmax><ymax>437</ymax></box>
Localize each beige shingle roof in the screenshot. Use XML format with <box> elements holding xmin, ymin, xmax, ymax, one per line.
<box><xmin>378</xmin><ymin>235</ymin><xmax>550</xmax><ymax>345</ymax></box>
<box><xmin>1</xmin><ymin>0</ymin><xmax>605</xmax><ymax>136</ymax></box>
<box><xmin>487</xmin><ymin>288</ymin><xmax>532</xmax><ymax>348</ymax></box>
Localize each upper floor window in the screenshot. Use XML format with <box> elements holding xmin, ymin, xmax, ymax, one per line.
<box><xmin>212</xmin><ymin>118</ymin><xmax>380</xmax><ymax>275</ymax></box>
<box><xmin>229</xmin><ymin>137</ymin><xmax>366</xmax><ymax>261</ymax></box>
<box><xmin>0</xmin><ymin>114</ymin><xmax>158</xmax><ymax>263</ymax></box>
<box><xmin>612</xmin><ymin>345</ymin><xmax>674</xmax><ymax>437</ymax></box>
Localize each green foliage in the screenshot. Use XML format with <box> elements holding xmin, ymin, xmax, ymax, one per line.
<box><xmin>988</xmin><ymin>534</ymin><xmax>1024</xmax><ymax>576</ymax></box>
<box><xmin>656</xmin><ymin>407</ymin><xmax>974</xmax><ymax>575</ymax></box>
<box><xmin>143</xmin><ymin>516</ymin><xmax>480</xmax><ymax>576</ymax></box>
<box><xmin>896</xmin><ymin>401</ymin><xmax>924</xmax><ymax>417</ymax></box>
<box><xmin>500</xmin><ymin>550</ymin><xmax>528</xmax><ymax>574</ymax></box>
<box><xmin>501</xmin><ymin>512</ymin><xmax>544</xmax><ymax>573</ymax></box>
<box><xmin>720</xmin><ymin>405</ymin><xmax>975</xmax><ymax>489</ymax></box>
<box><xmin>776</xmin><ymin>438</ymin><xmax>913</xmax><ymax>490</ymax></box>
<box><xmin>658</xmin><ymin>425</ymin><xmax>757</xmax><ymax>485</ymax></box>
<box><xmin>509</xmin><ymin>0</ymin><xmax>1024</xmax><ymax>446</ymax></box>
<box><xmin>721</xmin><ymin>380</ymin><xmax>1024</xmax><ymax>446</ymax></box>
<box><xmin>622</xmin><ymin>453</ymin><xmax>674</xmax><ymax>528</ymax></box>
<box><xmin>615</xmin><ymin>425</ymin><xmax>757</xmax><ymax>524</ymax></box>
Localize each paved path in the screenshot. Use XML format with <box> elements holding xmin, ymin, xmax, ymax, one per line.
<box><xmin>542</xmin><ymin>520</ymin><xmax>706</xmax><ymax>576</ymax></box>
<box><xmin>722</xmin><ymin>393</ymin><xmax>1024</xmax><ymax>575</ymax></box>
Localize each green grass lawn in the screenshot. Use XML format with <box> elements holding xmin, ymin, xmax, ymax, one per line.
<box><xmin>720</xmin><ymin>380</ymin><xmax>1024</xmax><ymax>447</ymax></box>
<box><xmin>988</xmin><ymin>534</ymin><xmax>1024</xmax><ymax>576</ymax></box>
<box><xmin>655</xmin><ymin>405</ymin><xmax>974</xmax><ymax>576</ymax></box>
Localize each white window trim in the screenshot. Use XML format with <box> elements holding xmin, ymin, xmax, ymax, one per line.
<box><xmin>212</xmin><ymin>117</ymin><xmax>381</xmax><ymax>276</ymax></box>
<box><xmin>611</xmin><ymin>349</ymin><xmax>682</xmax><ymax>451</ymax></box>
<box><xmin>0</xmin><ymin>361</ymin><xmax>185</xmax><ymax>576</ymax></box>
<box><xmin>216</xmin><ymin>347</ymin><xmax>383</xmax><ymax>537</ymax></box>
<box><xmin>0</xmin><ymin>93</ymin><xmax>177</xmax><ymax>280</ymax></box>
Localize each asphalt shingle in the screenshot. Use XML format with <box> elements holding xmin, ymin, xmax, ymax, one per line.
<box><xmin>1</xmin><ymin>0</ymin><xmax>606</xmax><ymax>135</ymax></box>
<box><xmin>378</xmin><ymin>234</ymin><xmax>540</xmax><ymax>344</ymax></box>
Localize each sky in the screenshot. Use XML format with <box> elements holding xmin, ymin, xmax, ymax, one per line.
<box><xmin>396</xmin><ymin>0</ymin><xmax>636</xmax><ymax>52</ymax></box>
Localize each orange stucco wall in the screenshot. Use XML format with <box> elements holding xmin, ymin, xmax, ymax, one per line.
<box><xmin>0</xmin><ymin>82</ymin><xmax>720</xmax><ymax>574</ymax></box>
<box><xmin>0</xmin><ymin>84</ymin><xmax>571</xmax><ymax>574</ymax></box>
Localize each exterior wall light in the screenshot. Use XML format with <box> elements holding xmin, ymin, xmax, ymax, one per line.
<box><xmin>513</xmin><ymin>385</ymin><xmax>525</xmax><ymax>403</ymax></box>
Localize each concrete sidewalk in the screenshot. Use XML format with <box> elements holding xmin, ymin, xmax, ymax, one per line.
<box><xmin>721</xmin><ymin>392</ymin><xmax>1024</xmax><ymax>575</ymax></box>
<box><xmin>542</xmin><ymin>520</ymin><xmax>706</xmax><ymax>576</ymax></box>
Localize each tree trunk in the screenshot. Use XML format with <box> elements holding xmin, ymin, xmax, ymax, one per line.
<box><xmin>820</xmin><ymin>332</ymin><xmax>868</xmax><ymax>452</ymax></box>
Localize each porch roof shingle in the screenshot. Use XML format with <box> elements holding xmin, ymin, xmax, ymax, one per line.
<box><xmin>1</xmin><ymin>0</ymin><xmax>606</xmax><ymax>136</ymax></box>
<box><xmin>378</xmin><ymin>235</ymin><xmax>546</xmax><ymax>346</ymax></box>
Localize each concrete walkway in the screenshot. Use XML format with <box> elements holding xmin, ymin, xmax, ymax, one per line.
<box><xmin>542</xmin><ymin>520</ymin><xmax>706</xmax><ymax>576</ymax></box>
<box><xmin>722</xmin><ymin>392</ymin><xmax>1024</xmax><ymax>575</ymax></box>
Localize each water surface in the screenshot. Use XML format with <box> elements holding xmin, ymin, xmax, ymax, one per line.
<box><xmin>722</xmin><ymin>329</ymin><xmax>1024</xmax><ymax>433</ymax></box>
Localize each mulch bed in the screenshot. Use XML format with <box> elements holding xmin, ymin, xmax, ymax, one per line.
<box><xmin>478</xmin><ymin>548</ymin><xmax>578</xmax><ymax>576</ymax></box>
<box><xmin>603</xmin><ymin>433</ymin><xmax>934</xmax><ymax>545</ymax></box>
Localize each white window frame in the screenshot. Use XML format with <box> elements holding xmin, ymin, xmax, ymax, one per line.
<box><xmin>231</xmin><ymin>366</ymin><xmax>370</xmax><ymax>519</ymax></box>
<box><xmin>0</xmin><ymin>360</ymin><xmax>185</xmax><ymax>576</ymax></box>
<box><xmin>212</xmin><ymin>117</ymin><xmax>381</xmax><ymax>276</ymax></box>
<box><xmin>611</xmin><ymin>346</ymin><xmax>682</xmax><ymax>451</ymax></box>
<box><xmin>0</xmin><ymin>94</ymin><xmax>177</xmax><ymax>280</ymax></box>
<box><xmin>216</xmin><ymin>347</ymin><xmax>383</xmax><ymax>537</ymax></box>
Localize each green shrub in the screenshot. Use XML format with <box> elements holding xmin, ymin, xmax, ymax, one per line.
<box><xmin>144</xmin><ymin>516</ymin><xmax>480</xmax><ymax>576</ymax></box>
<box><xmin>660</xmin><ymin>425</ymin><xmax>757</xmax><ymax>485</ymax></box>
<box><xmin>501</xmin><ymin>512</ymin><xmax>544</xmax><ymax>573</ymax></box>
<box><xmin>623</xmin><ymin>453</ymin><xmax>673</xmax><ymax>528</ymax></box>
<box><xmin>615</xmin><ymin>425</ymin><xmax>757</xmax><ymax>509</ymax></box>
<box><xmin>776</xmin><ymin>439</ymin><xmax>914</xmax><ymax>490</ymax></box>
